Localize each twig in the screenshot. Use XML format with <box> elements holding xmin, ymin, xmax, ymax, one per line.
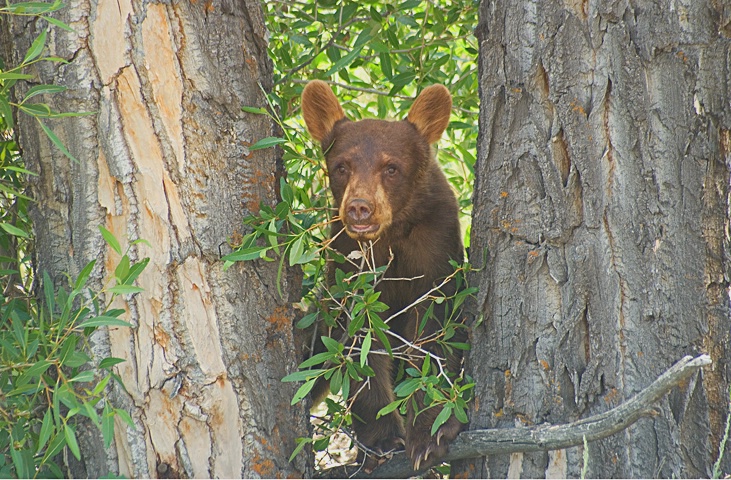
<box><xmin>317</xmin><ymin>354</ymin><xmax>711</xmax><ymax>479</ymax></box>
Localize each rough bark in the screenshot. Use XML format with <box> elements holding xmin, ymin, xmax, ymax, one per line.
<box><xmin>460</xmin><ymin>1</ymin><xmax>731</xmax><ymax>478</ymax></box>
<box><xmin>7</xmin><ymin>0</ymin><xmax>310</xmax><ymax>477</ymax></box>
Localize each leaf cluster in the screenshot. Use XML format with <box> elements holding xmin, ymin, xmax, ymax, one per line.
<box><xmin>0</xmin><ymin>229</ymin><xmax>149</xmax><ymax>478</ymax></box>
<box><xmin>0</xmin><ymin>0</ymin><xmax>91</xmax><ymax>163</ymax></box>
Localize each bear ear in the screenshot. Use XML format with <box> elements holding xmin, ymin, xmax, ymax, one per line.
<box><xmin>301</xmin><ymin>80</ymin><xmax>346</xmax><ymax>143</ymax></box>
<box><xmin>406</xmin><ymin>84</ymin><xmax>452</xmax><ymax>144</ymax></box>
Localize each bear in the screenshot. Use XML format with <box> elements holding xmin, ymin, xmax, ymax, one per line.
<box><xmin>301</xmin><ymin>80</ymin><xmax>466</xmax><ymax>471</ymax></box>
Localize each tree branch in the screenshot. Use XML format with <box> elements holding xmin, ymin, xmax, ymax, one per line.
<box><xmin>318</xmin><ymin>354</ymin><xmax>712</xmax><ymax>479</ymax></box>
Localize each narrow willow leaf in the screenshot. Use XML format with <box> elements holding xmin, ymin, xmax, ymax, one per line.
<box><xmin>23</xmin><ymin>30</ymin><xmax>47</xmax><ymax>63</ymax></box>
<box><xmin>102</xmin><ymin>403</ymin><xmax>114</xmax><ymax>448</ymax></box>
<box><xmin>76</xmin><ymin>316</ymin><xmax>132</xmax><ymax>329</ymax></box>
<box><xmin>98</xmin><ymin>225</ymin><xmax>122</xmax><ymax>255</ymax></box>
<box><xmin>431</xmin><ymin>405</ymin><xmax>453</xmax><ymax>436</ymax></box>
<box><xmin>0</xmin><ymin>222</ymin><xmax>30</xmax><ymax>238</ymax></box>
<box><xmin>249</xmin><ymin>136</ymin><xmax>286</xmax><ymax>150</ymax></box>
<box><xmin>108</xmin><ymin>284</ymin><xmax>144</xmax><ymax>295</ymax></box>
<box><xmin>376</xmin><ymin>399</ymin><xmax>401</xmax><ymax>419</ymax></box>
<box><xmin>360</xmin><ymin>332</ymin><xmax>372</xmax><ymax>368</ymax></box>
<box><xmin>23</xmin><ymin>84</ymin><xmax>66</xmax><ymax>102</ymax></box>
<box><xmin>291</xmin><ymin>378</ymin><xmax>316</xmax><ymax>405</ymax></box>
<box><xmin>64</xmin><ymin>424</ymin><xmax>81</xmax><ymax>460</ymax></box>
<box><xmin>37</xmin><ymin>409</ymin><xmax>54</xmax><ymax>454</ymax></box>
<box><xmin>38</xmin><ymin>119</ymin><xmax>78</xmax><ymax>162</ymax></box>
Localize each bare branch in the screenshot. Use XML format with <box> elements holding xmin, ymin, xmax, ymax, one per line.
<box><xmin>317</xmin><ymin>354</ymin><xmax>712</xmax><ymax>479</ymax></box>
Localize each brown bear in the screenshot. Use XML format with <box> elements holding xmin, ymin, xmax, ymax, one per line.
<box><xmin>301</xmin><ymin>80</ymin><xmax>465</xmax><ymax>471</ymax></box>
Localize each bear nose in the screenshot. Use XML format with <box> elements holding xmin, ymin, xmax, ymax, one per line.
<box><xmin>347</xmin><ymin>199</ymin><xmax>373</xmax><ymax>222</ymax></box>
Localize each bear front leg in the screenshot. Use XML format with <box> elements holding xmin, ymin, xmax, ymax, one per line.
<box><xmin>349</xmin><ymin>353</ymin><xmax>405</xmax><ymax>472</ymax></box>
<box><xmin>402</xmin><ymin>309</ymin><xmax>467</xmax><ymax>470</ymax></box>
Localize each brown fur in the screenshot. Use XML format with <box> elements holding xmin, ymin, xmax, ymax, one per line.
<box><xmin>301</xmin><ymin>80</ymin><xmax>465</xmax><ymax>471</ymax></box>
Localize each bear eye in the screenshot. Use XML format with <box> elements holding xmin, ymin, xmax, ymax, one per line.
<box><xmin>385</xmin><ymin>165</ymin><xmax>398</xmax><ymax>176</ymax></box>
<box><xmin>334</xmin><ymin>163</ymin><xmax>347</xmax><ymax>175</ymax></box>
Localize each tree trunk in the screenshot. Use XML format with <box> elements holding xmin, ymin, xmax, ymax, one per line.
<box><xmin>461</xmin><ymin>1</ymin><xmax>731</xmax><ymax>478</ymax></box>
<box><xmin>8</xmin><ymin>0</ymin><xmax>310</xmax><ymax>477</ymax></box>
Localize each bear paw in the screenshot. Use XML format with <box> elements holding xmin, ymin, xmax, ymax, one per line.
<box><xmin>407</xmin><ymin>416</ymin><xmax>464</xmax><ymax>471</ymax></box>
<box><xmin>361</xmin><ymin>435</ymin><xmax>405</xmax><ymax>473</ymax></box>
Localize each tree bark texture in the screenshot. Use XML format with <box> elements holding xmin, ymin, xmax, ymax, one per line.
<box><xmin>462</xmin><ymin>1</ymin><xmax>731</xmax><ymax>478</ymax></box>
<box><xmin>8</xmin><ymin>0</ymin><xmax>309</xmax><ymax>477</ymax></box>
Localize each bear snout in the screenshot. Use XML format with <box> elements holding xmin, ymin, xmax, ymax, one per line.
<box><xmin>346</xmin><ymin>198</ymin><xmax>373</xmax><ymax>222</ymax></box>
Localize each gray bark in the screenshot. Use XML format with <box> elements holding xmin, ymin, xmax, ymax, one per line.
<box><xmin>460</xmin><ymin>1</ymin><xmax>731</xmax><ymax>478</ymax></box>
<box><xmin>7</xmin><ymin>0</ymin><xmax>310</xmax><ymax>477</ymax></box>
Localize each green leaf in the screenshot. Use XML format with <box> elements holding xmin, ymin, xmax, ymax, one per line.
<box><xmin>114</xmin><ymin>255</ymin><xmax>130</xmax><ymax>282</ymax></box>
<box><xmin>320</xmin><ymin>335</ymin><xmax>343</xmax><ymax>354</ymax></box>
<box><xmin>43</xmin><ymin>270</ymin><xmax>55</xmax><ymax>316</ymax></box>
<box><xmin>241</xmin><ymin>106</ymin><xmax>267</xmax><ymax>114</ymax></box>
<box><xmin>76</xmin><ymin>316</ymin><xmax>133</xmax><ymax>329</ymax></box>
<box><xmin>37</xmin><ymin>409</ymin><xmax>54</xmax><ymax>454</ymax></box>
<box><xmin>1</xmin><ymin>1</ymin><xmax>63</xmax><ymax>14</ymax></box>
<box><xmin>99</xmin><ymin>357</ymin><xmax>126</xmax><ymax>370</ymax></box>
<box><xmin>394</xmin><ymin>378</ymin><xmax>421</xmax><ymax>398</ymax></box>
<box><xmin>108</xmin><ymin>284</ymin><xmax>144</xmax><ymax>295</ymax></box>
<box><xmin>43</xmin><ymin>433</ymin><xmax>66</xmax><ymax>463</ymax></box>
<box><xmin>0</xmin><ymin>95</ymin><xmax>13</xmax><ymax>128</ymax></box>
<box><xmin>9</xmin><ymin>442</ymin><xmax>26</xmax><ymax>480</ymax></box>
<box><xmin>58</xmin><ymin>335</ymin><xmax>79</xmax><ymax>367</ymax></box>
<box><xmin>122</xmin><ymin>257</ymin><xmax>149</xmax><ymax>285</ymax></box>
<box><xmin>329</xmin><ymin>367</ymin><xmax>343</xmax><ymax>395</ymax></box>
<box><xmin>38</xmin><ymin>118</ymin><xmax>78</xmax><ymax>162</ymax></box>
<box><xmin>291</xmin><ymin>378</ymin><xmax>316</xmax><ymax>405</ymax></box>
<box><xmin>82</xmin><ymin>401</ymin><xmax>101</xmax><ymax>428</ymax></box>
<box><xmin>288</xmin><ymin>235</ymin><xmax>304</xmax><ymax>266</ymax></box>
<box><xmin>102</xmin><ymin>403</ymin><xmax>114</xmax><ymax>449</ymax></box>
<box><xmin>74</xmin><ymin>259</ymin><xmax>96</xmax><ymax>290</ymax></box>
<box><xmin>323</xmin><ymin>45</ymin><xmax>364</xmax><ymax>77</ymax></box>
<box><xmin>295</xmin><ymin>312</ymin><xmax>318</xmax><ymax>329</ymax></box>
<box><xmin>249</xmin><ymin>136</ymin><xmax>286</xmax><ymax>150</ymax></box>
<box><xmin>431</xmin><ymin>405</ymin><xmax>453</xmax><ymax>436</ymax></box>
<box><xmin>114</xmin><ymin>408</ymin><xmax>135</xmax><ymax>429</ymax></box>
<box><xmin>92</xmin><ymin>373</ymin><xmax>112</xmax><ymax>396</ymax></box>
<box><xmin>70</xmin><ymin>370</ymin><xmax>96</xmax><ymax>383</ymax></box>
<box><xmin>0</xmin><ymin>222</ymin><xmax>30</xmax><ymax>238</ymax></box>
<box><xmin>376</xmin><ymin>399</ymin><xmax>401</xmax><ymax>419</ymax></box>
<box><xmin>0</xmin><ymin>72</ymin><xmax>34</xmax><ymax>80</ymax></box>
<box><xmin>298</xmin><ymin>351</ymin><xmax>333</xmax><ymax>369</ymax></box>
<box><xmin>42</xmin><ymin>15</ymin><xmax>74</xmax><ymax>31</ymax></box>
<box><xmin>19</xmin><ymin>102</ymin><xmax>52</xmax><ymax>117</ymax></box>
<box><xmin>288</xmin><ymin>437</ymin><xmax>313</xmax><ymax>462</ymax></box>
<box><xmin>222</xmin><ymin>245</ymin><xmax>271</xmax><ymax>263</ymax></box>
<box><xmin>64</xmin><ymin>424</ymin><xmax>81</xmax><ymax>460</ymax></box>
<box><xmin>99</xmin><ymin>225</ymin><xmax>122</xmax><ymax>255</ymax></box>
<box><xmin>17</xmin><ymin>360</ymin><xmax>51</xmax><ymax>385</ymax></box>
<box><xmin>281</xmin><ymin>369</ymin><xmax>325</xmax><ymax>383</ymax></box>
<box><xmin>23</xmin><ymin>84</ymin><xmax>66</xmax><ymax>102</ymax></box>
<box><xmin>454</xmin><ymin>403</ymin><xmax>468</xmax><ymax>423</ymax></box>
<box><xmin>360</xmin><ymin>332</ymin><xmax>371</xmax><ymax>368</ymax></box>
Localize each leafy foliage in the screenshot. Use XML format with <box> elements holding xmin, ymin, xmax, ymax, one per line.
<box><xmin>0</xmin><ymin>233</ymin><xmax>148</xmax><ymax>477</ymax></box>
<box><xmin>0</xmin><ymin>3</ymin><xmax>146</xmax><ymax>477</ymax></box>
<box><xmin>227</xmin><ymin>0</ymin><xmax>479</xmax><ymax>470</ymax></box>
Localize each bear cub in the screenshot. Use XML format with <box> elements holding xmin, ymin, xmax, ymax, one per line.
<box><xmin>301</xmin><ymin>80</ymin><xmax>466</xmax><ymax>471</ymax></box>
